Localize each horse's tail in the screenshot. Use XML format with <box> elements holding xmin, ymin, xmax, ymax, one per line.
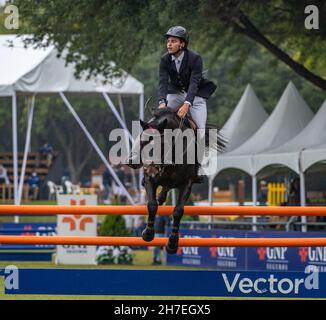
<box><xmin>204</xmin><ymin>123</ymin><xmax>227</xmax><ymax>152</ymax></box>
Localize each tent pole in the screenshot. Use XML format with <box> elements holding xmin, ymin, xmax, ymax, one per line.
<box><xmin>18</xmin><ymin>94</ymin><xmax>35</xmax><ymax>204</ymax></box>
<box><xmin>59</xmin><ymin>92</ymin><xmax>135</xmax><ymax>205</ymax></box>
<box><xmin>102</xmin><ymin>93</ymin><xmax>133</xmax><ymax>142</ymax></box>
<box><xmin>118</xmin><ymin>94</ymin><xmax>127</xmax><ymax>124</ymax></box>
<box><xmin>299</xmin><ymin>171</ymin><xmax>307</xmax><ymax>232</ymax></box>
<box><xmin>12</xmin><ymin>93</ymin><xmax>19</xmax><ymax>222</ymax></box>
<box><xmin>208</xmin><ymin>177</ymin><xmax>213</xmax><ymax>206</ymax></box>
<box><xmin>102</xmin><ymin>93</ymin><xmax>138</xmax><ymax>197</ymax></box>
<box><xmin>208</xmin><ymin>177</ymin><xmax>213</xmax><ymax>229</ymax></box>
<box><xmin>138</xmin><ymin>93</ymin><xmax>144</xmax><ymax>201</ymax></box>
<box><xmin>252</xmin><ymin>175</ymin><xmax>257</xmax><ymax>231</ymax></box>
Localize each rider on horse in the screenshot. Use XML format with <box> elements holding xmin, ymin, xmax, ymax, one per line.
<box><xmin>127</xmin><ymin>25</ymin><xmax>217</xmax><ymax>168</ymax></box>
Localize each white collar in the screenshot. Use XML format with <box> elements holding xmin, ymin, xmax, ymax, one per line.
<box><xmin>171</xmin><ymin>50</ymin><xmax>184</xmax><ymax>62</ymax></box>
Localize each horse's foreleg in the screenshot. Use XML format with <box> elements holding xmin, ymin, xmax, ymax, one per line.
<box><xmin>157</xmin><ymin>187</ymin><xmax>169</xmax><ymax>205</ymax></box>
<box><xmin>166</xmin><ymin>182</ymin><xmax>192</xmax><ymax>254</ymax></box>
<box><xmin>142</xmin><ymin>181</ymin><xmax>158</xmax><ymax>242</ymax></box>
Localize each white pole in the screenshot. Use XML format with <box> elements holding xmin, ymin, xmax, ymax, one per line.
<box><xmin>118</xmin><ymin>94</ymin><xmax>127</xmax><ymax>124</ymax></box>
<box><xmin>102</xmin><ymin>92</ymin><xmax>139</xmax><ymax>196</ymax></box>
<box><xmin>12</xmin><ymin>93</ymin><xmax>19</xmax><ymax>222</ymax></box>
<box><xmin>12</xmin><ymin>94</ymin><xmax>18</xmax><ymax>189</ymax></box>
<box><xmin>59</xmin><ymin>92</ymin><xmax>135</xmax><ymax>205</ymax></box>
<box><xmin>138</xmin><ymin>93</ymin><xmax>144</xmax><ymax>197</ymax></box>
<box><xmin>252</xmin><ymin>175</ymin><xmax>257</xmax><ymax>231</ymax></box>
<box><xmin>300</xmin><ymin>171</ymin><xmax>307</xmax><ymax>232</ymax></box>
<box><xmin>18</xmin><ymin>94</ymin><xmax>35</xmax><ymax>204</ymax></box>
<box><xmin>208</xmin><ymin>177</ymin><xmax>213</xmax><ymax>228</ymax></box>
<box><xmin>102</xmin><ymin>92</ymin><xmax>133</xmax><ymax>142</ymax></box>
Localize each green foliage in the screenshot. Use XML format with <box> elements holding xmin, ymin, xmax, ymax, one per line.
<box><xmin>1</xmin><ymin>0</ymin><xmax>325</xmax><ymax>182</ymax></box>
<box><xmin>99</xmin><ymin>215</ymin><xmax>130</xmax><ymax>237</ymax></box>
<box><xmin>12</xmin><ymin>0</ymin><xmax>326</xmax><ymax>88</ymax></box>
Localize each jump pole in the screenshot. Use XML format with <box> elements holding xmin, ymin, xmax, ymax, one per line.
<box><xmin>0</xmin><ymin>235</ymin><xmax>326</xmax><ymax>247</ymax></box>
<box><xmin>1</xmin><ymin>205</ymin><xmax>326</xmax><ymax>216</ymax></box>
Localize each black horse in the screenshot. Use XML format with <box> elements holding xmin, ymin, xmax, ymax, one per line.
<box><xmin>136</xmin><ymin>108</ymin><xmax>225</xmax><ymax>254</ymax></box>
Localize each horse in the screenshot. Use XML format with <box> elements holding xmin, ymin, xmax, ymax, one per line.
<box><xmin>136</xmin><ymin>108</ymin><xmax>225</xmax><ymax>254</ymax></box>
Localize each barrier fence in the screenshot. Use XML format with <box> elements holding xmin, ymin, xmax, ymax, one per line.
<box><xmin>1</xmin><ymin>235</ymin><xmax>326</xmax><ymax>247</ymax></box>
<box><xmin>1</xmin><ymin>205</ymin><xmax>326</xmax><ymax>216</ymax></box>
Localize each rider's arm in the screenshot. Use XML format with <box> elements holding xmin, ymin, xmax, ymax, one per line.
<box><xmin>158</xmin><ymin>56</ymin><xmax>169</xmax><ymax>107</ymax></box>
<box><xmin>184</xmin><ymin>55</ymin><xmax>203</xmax><ymax>105</ymax></box>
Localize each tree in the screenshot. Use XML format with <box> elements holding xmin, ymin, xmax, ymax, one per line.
<box><xmin>13</xmin><ymin>0</ymin><xmax>326</xmax><ymax>90</ymax></box>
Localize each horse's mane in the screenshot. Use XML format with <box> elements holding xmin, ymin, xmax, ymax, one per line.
<box><xmin>153</xmin><ymin>107</ymin><xmax>176</xmax><ymax>118</ymax></box>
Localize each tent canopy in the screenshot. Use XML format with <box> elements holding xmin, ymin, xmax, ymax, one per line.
<box><xmin>214</xmin><ymin>81</ymin><xmax>314</xmax><ymax>176</ymax></box>
<box><xmin>255</xmin><ymin>99</ymin><xmax>326</xmax><ymax>174</ymax></box>
<box><xmin>301</xmin><ymin>141</ymin><xmax>326</xmax><ymax>172</ymax></box>
<box><xmin>220</xmin><ymin>84</ymin><xmax>268</xmax><ymax>152</ymax></box>
<box><xmin>0</xmin><ymin>35</ymin><xmax>144</xmax><ymax>96</ymax></box>
<box><xmin>201</xmin><ymin>84</ymin><xmax>268</xmax><ymax>178</ymax></box>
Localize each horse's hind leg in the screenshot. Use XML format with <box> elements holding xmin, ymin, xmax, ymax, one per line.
<box><xmin>157</xmin><ymin>187</ymin><xmax>169</xmax><ymax>205</ymax></box>
<box><xmin>166</xmin><ymin>181</ymin><xmax>192</xmax><ymax>254</ymax></box>
<box><xmin>142</xmin><ymin>181</ymin><xmax>158</xmax><ymax>242</ymax></box>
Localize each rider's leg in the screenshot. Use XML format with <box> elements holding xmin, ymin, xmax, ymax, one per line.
<box><xmin>188</xmin><ymin>96</ymin><xmax>207</xmax><ymax>129</ymax></box>
<box><xmin>188</xmin><ymin>96</ymin><xmax>207</xmax><ymax>170</ymax></box>
<box><xmin>166</xmin><ymin>93</ymin><xmax>186</xmax><ymax>110</ymax></box>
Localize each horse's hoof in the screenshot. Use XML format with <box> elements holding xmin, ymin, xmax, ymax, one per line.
<box><xmin>142</xmin><ymin>228</ymin><xmax>155</xmax><ymax>242</ymax></box>
<box><xmin>166</xmin><ymin>245</ymin><xmax>178</xmax><ymax>255</ymax></box>
<box><xmin>166</xmin><ymin>235</ymin><xmax>179</xmax><ymax>255</ymax></box>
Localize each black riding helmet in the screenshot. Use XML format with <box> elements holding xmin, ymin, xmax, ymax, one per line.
<box><xmin>165</xmin><ymin>26</ymin><xmax>189</xmax><ymax>46</ymax></box>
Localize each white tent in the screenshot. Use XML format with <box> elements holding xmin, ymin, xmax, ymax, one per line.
<box><xmin>220</xmin><ymin>84</ymin><xmax>269</xmax><ymax>153</ymax></box>
<box><xmin>214</xmin><ymin>81</ymin><xmax>314</xmax><ymax>176</ymax></box>
<box><xmin>301</xmin><ymin>141</ymin><xmax>326</xmax><ymax>172</ymax></box>
<box><xmin>0</xmin><ymin>35</ymin><xmax>143</xmax><ymax>95</ymax></box>
<box><xmin>0</xmin><ymin>35</ymin><xmax>145</xmax><ymax>206</ymax></box>
<box><xmin>202</xmin><ymin>84</ymin><xmax>268</xmax><ymax>178</ymax></box>
<box><xmin>210</xmin><ymin>81</ymin><xmax>314</xmax><ymax>231</ymax></box>
<box><xmin>203</xmin><ymin>84</ymin><xmax>268</xmax><ymax>206</ymax></box>
<box><xmin>255</xmin><ymin>99</ymin><xmax>326</xmax><ymax>175</ymax></box>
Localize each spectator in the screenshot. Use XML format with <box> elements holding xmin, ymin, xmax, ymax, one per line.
<box><xmin>288</xmin><ymin>178</ymin><xmax>300</xmax><ymax>206</ymax></box>
<box><xmin>0</xmin><ymin>164</ymin><xmax>10</xmax><ymax>185</ymax></box>
<box><xmin>258</xmin><ymin>180</ymin><xmax>268</xmax><ymax>206</ymax></box>
<box><xmin>286</xmin><ymin>178</ymin><xmax>301</xmax><ymax>231</ymax></box>
<box><xmin>28</xmin><ymin>171</ymin><xmax>40</xmax><ymax>200</ymax></box>
<box><xmin>61</xmin><ymin>168</ymin><xmax>70</xmax><ymax>193</ymax></box>
<box><xmin>39</xmin><ymin>142</ymin><xmax>54</xmax><ymax>168</ymax></box>
<box><xmin>152</xmin><ymin>216</ymin><xmax>170</xmax><ymax>265</ymax></box>
<box><xmin>102</xmin><ymin>168</ymin><xmax>112</xmax><ymax>204</ymax></box>
<box><xmin>112</xmin><ymin>165</ymin><xmax>127</xmax><ymax>204</ymax></box>
<box><xmin>257</xmin><ymin>180</ymin><xmax>269</xmax><ymax>227</ymax></box>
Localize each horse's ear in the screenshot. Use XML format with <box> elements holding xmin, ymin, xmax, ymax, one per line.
<box><xmin>157</xmin><ymin>118</ymin><xmax>168</xmax><ymax>131</ymax></box>
<box><xmin>139</xmin><ymin>119</ymin><xmax>149</xmax><ymax>130</ymax></box>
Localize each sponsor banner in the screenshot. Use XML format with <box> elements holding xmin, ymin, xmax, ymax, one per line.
<box><xmin>166</xmin><ymin>228</ymin><xmax>326</xmax><ymax>272</ymax></box>
<box><xmin>247</xmin><ymin>231</ymin><xmax>326</xmax><ymax>272</ymax></box>
<box><xmin>56</xmin><ymin>195</ymin><xmax>97</xmax><ymax>265</ymax></box>
<box><xmin>166</xmin><ymin>228</ymin><xmax>246</xmax><ymax>269</ymax></box>
<box><xmin>0</xmin><ymin>223</ymin><xmax>56</xmax><ymax>249</ymax></box>
<box><xmin>3</xmin><ymin>267</ymin><xmax>325</xmax><ymax>298</ymax></box>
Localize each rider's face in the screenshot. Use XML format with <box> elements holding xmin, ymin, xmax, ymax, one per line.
<box><xmin>166</xmin><ymin>37</ymin><xmax>184</xmax><ymax>55</ymax></box>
